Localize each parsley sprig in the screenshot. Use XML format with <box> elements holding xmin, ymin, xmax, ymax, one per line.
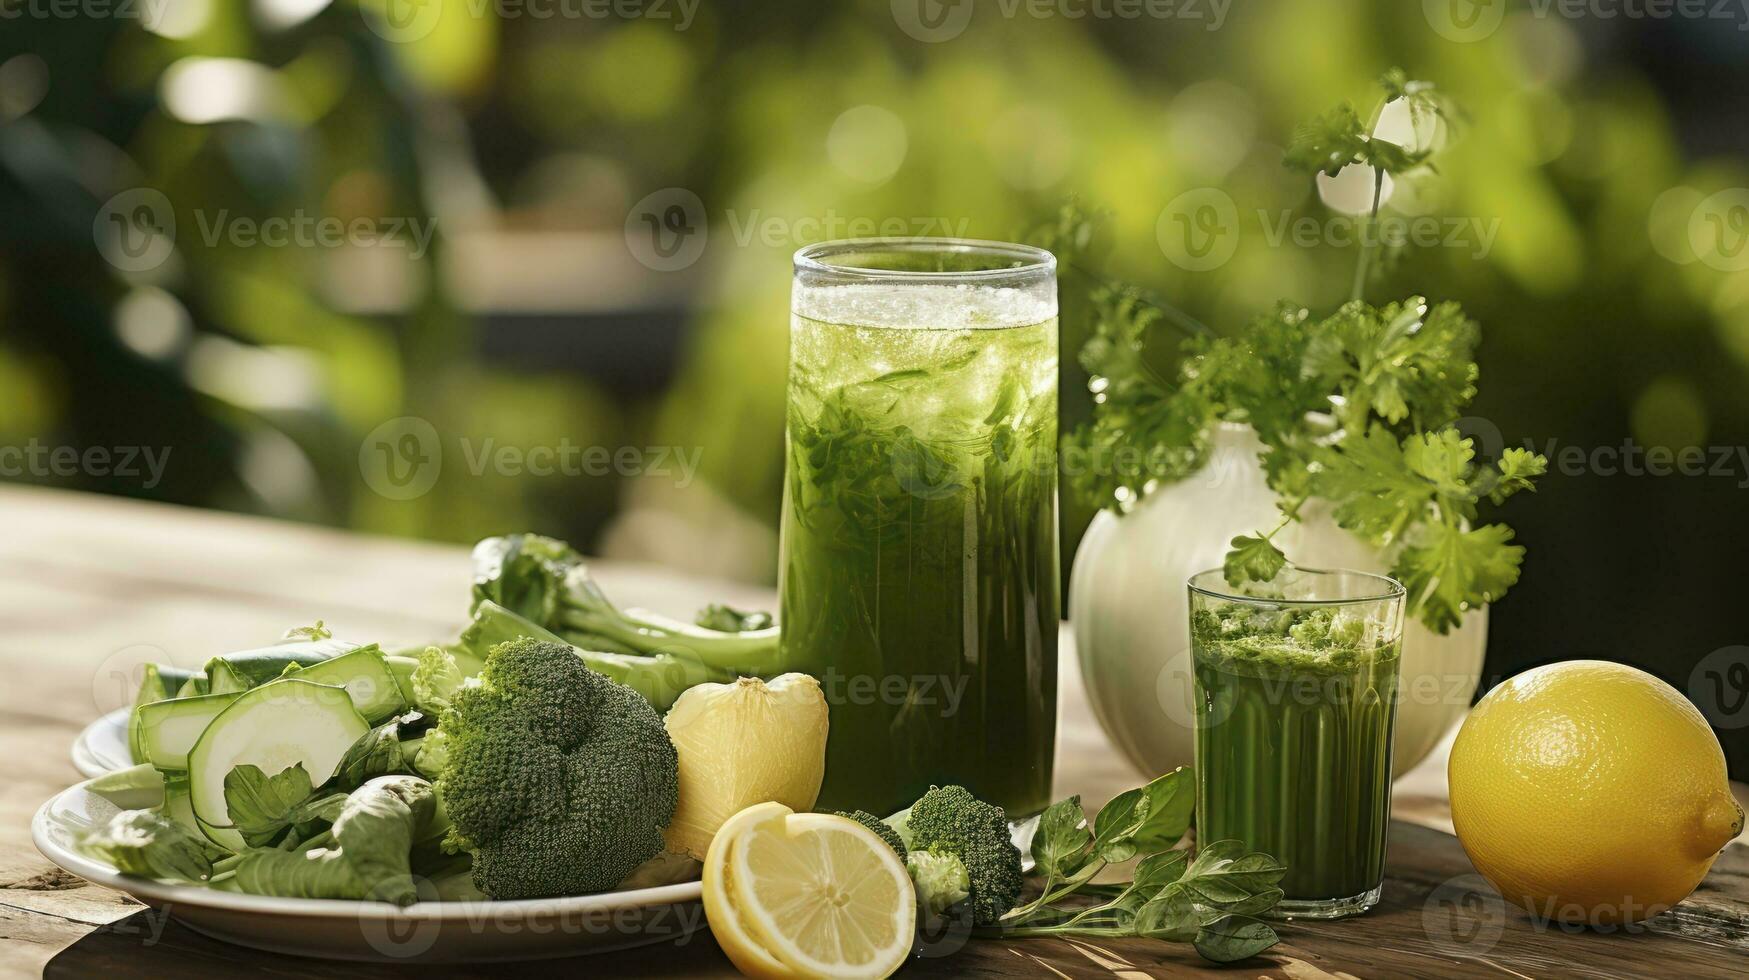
<box><xmin>1058</xmin><ymin>71</ymin><xmax>1548</xmax><ymax>633</ymax></box>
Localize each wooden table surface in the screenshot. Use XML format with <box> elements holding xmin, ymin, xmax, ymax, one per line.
<box><xmin>2</xmin><ymin>485</ymin><xmax>1746</xmax><ymax>978</ymax></box>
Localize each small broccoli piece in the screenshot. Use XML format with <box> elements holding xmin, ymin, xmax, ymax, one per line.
<box><xmin>904</xmin><ymin>785</ymin><xmax>1023</xmax><ymax>925</ymax></box>
<box><xmin>471</xmin><ymin>534</ymin><xmax>780</xmax><ymax>674</ymax></box>
<box><xmin>907</xmin><ymin>850</ymin><xmax>971</xmax><ymax>917</ymax></box>
<box><xmin>435</xmin><ymin>636</ymin><xmax>679</xmax><ymax>899</ymax></box>
<box><xmin>836</xmin><ymin>810</ymin><xmax>908</xmax><ymax>859</ymax></box>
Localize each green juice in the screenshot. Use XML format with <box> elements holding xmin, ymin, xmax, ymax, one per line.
<box><xmin>778</xmin><ymin>282</ymin><xmax>1059</xmax><ymax>817</ymax></box>
<box><xmin>1191</xmin><ymin>604</ymin><xmax>1401</xmax><ymax>914</ymax></box>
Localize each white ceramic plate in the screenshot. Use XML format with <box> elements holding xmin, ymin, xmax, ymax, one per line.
<box><xmin>33</xmin><ymin>777</ymin><xmax>707</xmax><ymax>962</ymax></box>
<box><xmin>72</xmin><ymin>708</ymin><xmax>134</xmax><ymax>778</ymax></box>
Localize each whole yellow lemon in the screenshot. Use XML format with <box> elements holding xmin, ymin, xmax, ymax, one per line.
<box><xmin>1449</xmin><ymin>660</ymin><xmax>1742</xmax><ymax>926</ymax></box>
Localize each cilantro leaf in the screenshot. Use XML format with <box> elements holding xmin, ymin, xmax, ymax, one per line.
<box><xmin>1224</xmin><ymin>534</ymin><xmax>1287</xmax><ymax>587</ymax></box>
<box><xmin>1394</xmin><ymin>523</ymin><xmax>1526</xmax><ymax>633</ymax></box>
<box><xmin>1491</xmin><ymin>448</ymin><xmax>1549</xmax><ymax>504</ymax></box>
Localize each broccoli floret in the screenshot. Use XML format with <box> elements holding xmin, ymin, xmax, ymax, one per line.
<box><xmin>906</xmin><ymin>850</ymin><xmax>971</xmax><ymax>917</ymax></box>
<box><xmin>836</xmin><ymin>810</ymin><xmax>908</xmax><ymax>859</ymax></box>
<box><xmin>904</xmin><ymin>785</ymin><xmax>1023</xmax><ymax>925</ymax></box>
<box><xmin>433</xmin><ymin>637</ymin><xmax>679</xmax><ymax>899</ymax></box>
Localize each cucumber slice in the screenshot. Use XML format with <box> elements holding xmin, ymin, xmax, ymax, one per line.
<box><xmin>163</xmin><ymin>775</ymin><xmax>198</xmax><ymax>832</ymax></box>
<box><xmin>129</xmin><ymin>665</ymin><xmax>206</xmax><ymax>762</ymax></box>
<box><xmin>187</xmin><ymin>678</ymin><xmax>368</xmax><ymax>850</ymax></box>
<box><xmin>136</xmin><ymin>692</ymin><xmax>242</xmax><ymax>769</ymax></box>
<box><xmin>284</xmin><ymin>645</ymin><xmax>406</xmax><ymax>722</ymax></box>
<box><xmin>204</xmin><ymin>638</ymin><xmax>358</xmax><ymax>695</ymax></box>
<box><xmin>175</xmin><ymin>675</ymin><xmax>209</xmax><ymax>698</ymax></box>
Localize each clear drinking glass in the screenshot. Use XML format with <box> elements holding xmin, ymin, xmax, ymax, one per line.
<box><xmin>779</xmin><ymin>238</ymin><xmax>1059</xmax><ymax>817</ymax></box>
<box><xmin>1187</xmin><ymin>566</ymin><xmax>1407</xmax><ymax>919</ymax></box>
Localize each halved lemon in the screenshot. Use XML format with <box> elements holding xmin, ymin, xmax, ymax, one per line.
<box><xmin>713</xmin><ymin>807</ymin><xmax>915</xmax><ymax>979</ymax></box>
<box><xmin>703</xmin><ymin>802</ymin><xmax>802</xmax><ymax>980</ymax></box>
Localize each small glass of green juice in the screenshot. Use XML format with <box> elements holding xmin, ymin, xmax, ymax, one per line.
<box><xmin>1187</xmin><ymin>566</ymin><xmax>1406</xmax><ymax>919</ymax></box>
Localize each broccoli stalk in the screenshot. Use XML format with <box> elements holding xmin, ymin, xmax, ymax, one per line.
<box><xmin>470</xmin><ymin>534</ymin><xmax>780</xmax><ymax>674</ymax></box>
<box><xmin>461</xmin><ymin>600</ymin><xmax>731</xmax><ymax>709</ymax></box>
<box><xmin>889</xmin><ymin>785</ymin><xmax>1025</xmax><ymax>926</ymax></box>
<box><xmin>432</xmin><ymin>636</ymin><xmax>680</xmax><ymax>899</ymax></box>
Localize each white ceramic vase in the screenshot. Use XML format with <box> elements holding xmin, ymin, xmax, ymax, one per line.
<box><xmin>1068</xmin><ymin>423</ymin><xmax>1486</xmax><ymax>780</ymax></box>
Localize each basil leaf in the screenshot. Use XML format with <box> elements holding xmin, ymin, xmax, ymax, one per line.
<box><xmin>1031</xmin><ymin>795</ymin><xmax>1091</xmax><ymax>877</ymax></box>
<box><xmin>1193</xmin><ymin>914</ymin><xmax>1279</xmax><ymax>963</ymax></box>
<box><xmin>223</xmin><ymin>763</ymin><xmax>313</xmax><ymax>847</ymax></box>
<box><xmin>81</xmin><ymin>809</ymin><xmax>228</xmax><ymax>882</ymax></box>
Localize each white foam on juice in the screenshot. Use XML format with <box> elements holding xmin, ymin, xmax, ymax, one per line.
<box><xmin>792</xmin><ymin>283</ymin><xmax>1056</xmax><ymax>331</ymax></box>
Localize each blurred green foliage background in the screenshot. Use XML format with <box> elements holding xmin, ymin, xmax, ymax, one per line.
<box><xmin>3</xmin><ymin>0</ymin><xmax>1748</xmax><ymax>764</ymax></box>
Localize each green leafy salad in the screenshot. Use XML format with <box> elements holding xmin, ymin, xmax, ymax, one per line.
<box><xmin>1052</xmin><ymin>71</ymin><xmax>1549</xmax><ymax>633</ymax></box>
<box><xmin>82</xmin><ymin>533</ymin><xmax>776</xmax><ymax>904</ymax></box>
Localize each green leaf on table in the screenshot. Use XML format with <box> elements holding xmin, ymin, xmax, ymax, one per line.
<box><xmin>1134</xmin><ymin>885</ymin><xmax>1200</xmax><ymax>942</ymax></box>
<box><xmin>1193</xmin><ymin>914</ymin><xmax>1279</xmax><ymax>963</ymax></box>
<box><xmin>1031</xmin><ymin>795</ymin><xmax>1092</xmax><ymax>877</ymax></box>
<box><xmin>1178</xmin><ymin>840</ymin><xmax>1289</xmax><ymax>904</ymax></box>
<box><xmin>1224</xmin><ymin>534</ymin><xmax>1286</xmax><ymax>587</ymax></box>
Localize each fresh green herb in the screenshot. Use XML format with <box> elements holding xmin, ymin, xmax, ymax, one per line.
<box><xmin>881</xmin><ymin>771</ymin><xmax>1283</xmax><ymax>962</ymax></box>
<box><xmin>81</xmin><ymin>808</ymin><xmax>228</xmax><ymax>882</ymax></box>
<box><xmin>1058</xmin><ymin>71</ymin><xmax>1546</xmax><ymax>633</ymax></box>
<box><xmin>282</xmin><ymin>621</ymin><xmax>333</xmax><ymax>642</ymax></box>
<box><xmin>232</xmin><ymin>775</ymin><xmax>441</xmax><ymax>906</ymax></box>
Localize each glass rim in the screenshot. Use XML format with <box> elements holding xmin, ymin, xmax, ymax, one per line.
<box><xmin>1186</xmin><ymin>565</ymin><xmax>1407</xmax><ymax>606</ymax></box>
<box><xmin>793</xmin><ymin>237</ymin><xmax>1057</xmax><ymax>284</ymax></box>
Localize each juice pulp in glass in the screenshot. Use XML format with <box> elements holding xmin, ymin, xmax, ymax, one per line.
<box><xmin>779</xmin><ymin>282</ymin><xmax>1058</xmax><ymax>816</ymax></box>
<box><xmin>1191</xmin><ymin>603</ymin><xmax>1401</xmax><ymax>910</ymax></box>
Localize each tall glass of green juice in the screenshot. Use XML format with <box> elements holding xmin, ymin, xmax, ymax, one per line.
<box><xmin>780</xmin><ymin>239</ymin><xmax>1059</xmax><ymax>817</ymax></box>
<box><xmin>1187</xmin><ymin>566</ymin><xmax>1406</xmax><ymax>919</ymax></box>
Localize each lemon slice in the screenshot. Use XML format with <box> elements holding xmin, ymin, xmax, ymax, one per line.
<box><xmin>703</xmin><ymin>802</ymin><xmax>802</xmax><ymax>980</ymax></box>
<box><xmin>729</xmin><ymin>811</ymin><xmax>916</xmax><ymax>979</ymax></box>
